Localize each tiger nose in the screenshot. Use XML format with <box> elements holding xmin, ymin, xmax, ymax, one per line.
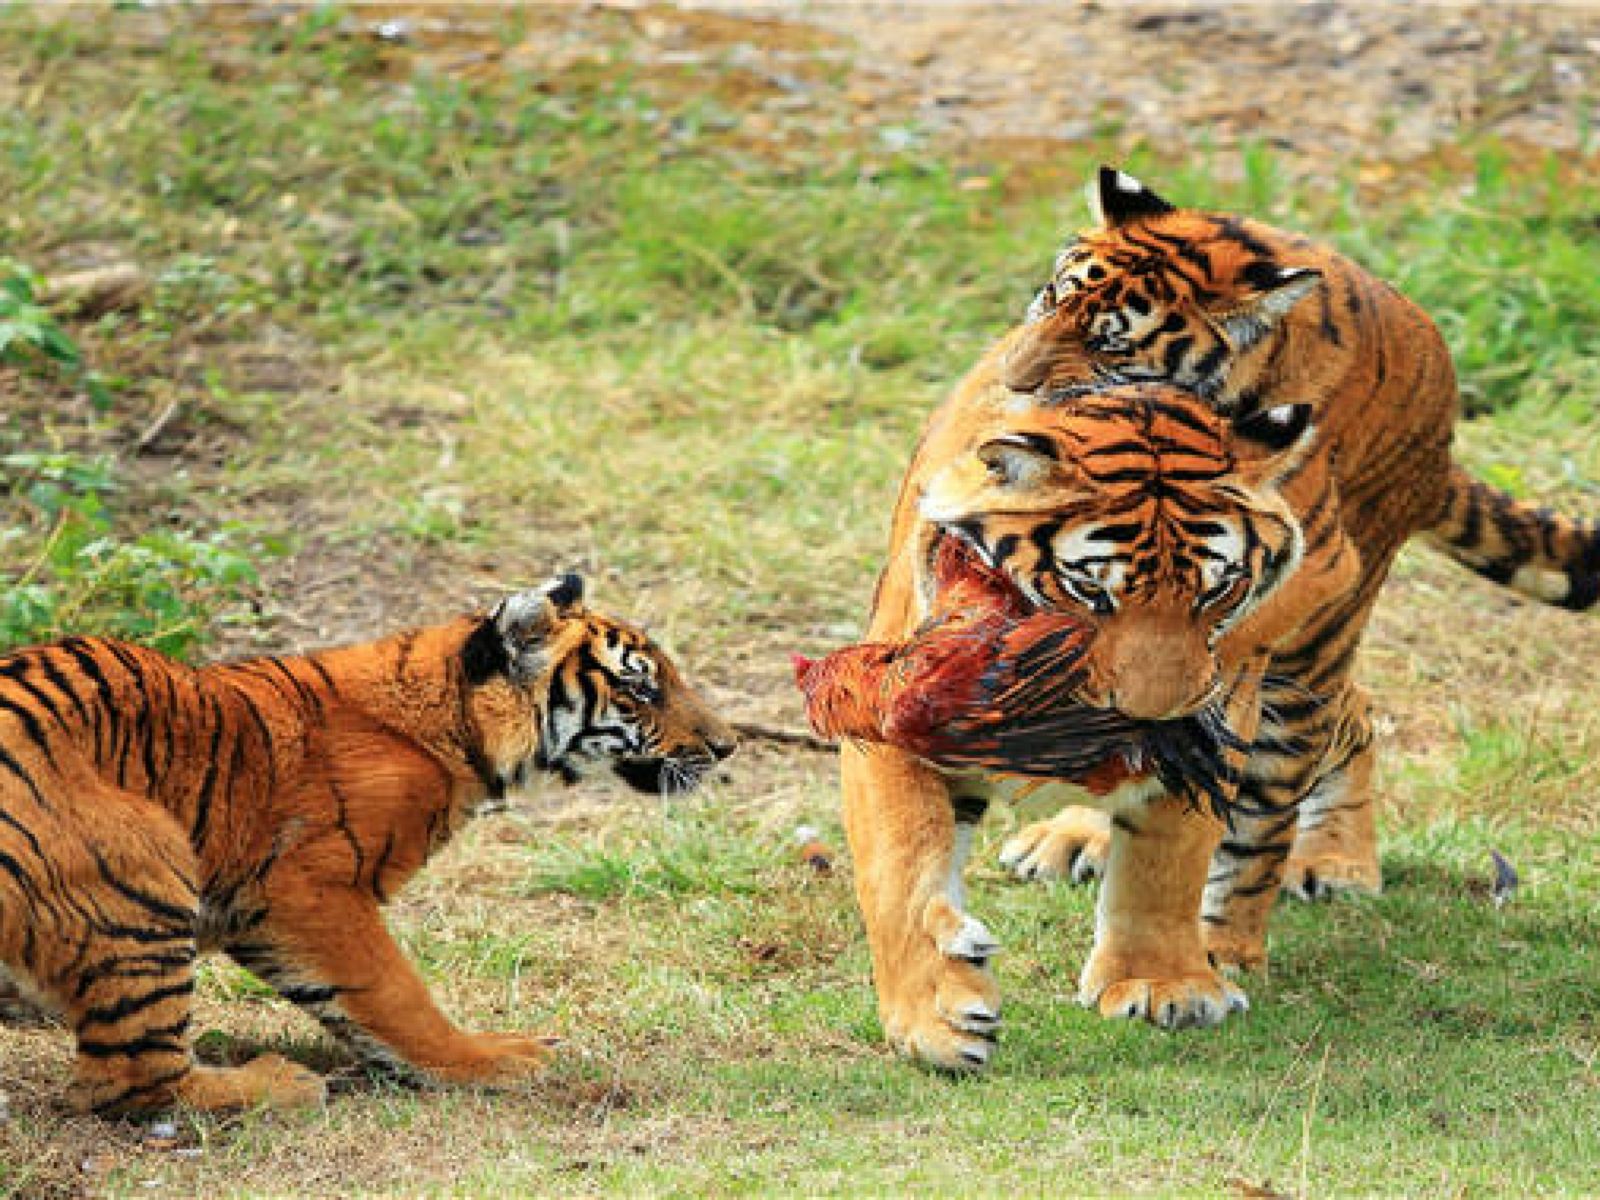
<box><xmin>707</xmin><ymin>734</ymin><xmax>738</xmax><ymax>762</ymax></box>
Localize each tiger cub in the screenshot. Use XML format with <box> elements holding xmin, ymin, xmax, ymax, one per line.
<box><xmin>0</xmin><ymin>574</ymin><xmax>735</xmax><ymax>1114</ymax></box>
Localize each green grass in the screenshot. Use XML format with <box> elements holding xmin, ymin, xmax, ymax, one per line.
<box><xmin>2</xmin><ymin>6</ymin><xmax>1599</xmax><ymax>1198</ymax></box>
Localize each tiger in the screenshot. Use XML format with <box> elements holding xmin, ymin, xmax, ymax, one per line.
<box><xmin>845</xmin><ymin>166</ymin><xmax>1600</xmax><ymax>1070</ymax></box>
<box><xmin>997</xmin><ymin>170</ymin><xmax>1600</xmax><ymax>934</ymax></box>
<box><xmin>841</xmin><ymin>377</ymin><xmax>1358</xmax><ymax>1069</ymax></box>
<box><xmin>0</xmin><ymin>573</ymin><xmax>736</xmax><ymax>1115</ymax></box>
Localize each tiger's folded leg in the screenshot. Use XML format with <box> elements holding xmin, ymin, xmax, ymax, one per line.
<box><xmin>235</xmin><ymin>881</ymin><xmax>555</xmax><ymax>1088</ymax></box>
<box><xmin>26</xmin><ymin>801</ymin><xmax>324</xmax><ymax>1115</ymax></box>
<box><xmin>841</xmin><ymin>742</ymin><xmax>1001</xmax><ymax>1071</ymax></box>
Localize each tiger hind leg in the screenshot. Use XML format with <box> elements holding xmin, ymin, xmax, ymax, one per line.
<box><xmin>1283</xmin><ymin>704</ymin><xmax>1382</xmax><ymax>902</ymax></box>
<box><xmin>998</xmin><ymin>804</ymin><xmax>1110</xmax><ymax>884</ymax></box>
<box><xmin>7</xmin><ymin>798</ymin><xmax>323</xmax><ymax>1115</ymax></box>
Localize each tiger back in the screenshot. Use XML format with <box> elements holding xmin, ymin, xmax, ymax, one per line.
<box><xmin>0</xmin><ymin>574</ymin><xmax>734</xmax><ymax>1114</ymax></box>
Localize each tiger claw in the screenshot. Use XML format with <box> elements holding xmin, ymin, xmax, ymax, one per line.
<box><xmin>941</xmin><ymin>914</ymin><xmax>1001</xmax><ymax>964</ymax></box>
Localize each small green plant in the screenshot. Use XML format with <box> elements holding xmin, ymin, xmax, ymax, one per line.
<box><xmin>0</xmin><ymin>450</ymin><xmax>265</xmax><ymax>656</ymax></box>
<box><xmin>522</xmin><ymin>819</ymin><xmax>769</xmax><ymax>902</ymax></box>
<box><xmin>0</xmin><ymin>259</ymin><xmax>111</xmax><ymax>408</ymax></box>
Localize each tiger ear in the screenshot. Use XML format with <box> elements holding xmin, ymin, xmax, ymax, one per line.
<box><xmin>469</xmin><ymin>574</ymin><xmax>585</xmax><ymax>684</ymax></box>
<box><xmin>498</xmin><ymin>574</ymin><xmax>584</xmax><ymax>641</ymax></box>
<box><xmin>976</xmin><ymin>433</ymin><xmax>1061</xmax><ymax>489</ymax></box>
<box><xmin>1213</xmin><ymin>266</ymin><xmax>1322</xmax><ymax>351</ymax></box>
<box><xmin>1086</xmin><ymin>166</ymin><xmax>1176</xmax><ymax>227</ymax></box>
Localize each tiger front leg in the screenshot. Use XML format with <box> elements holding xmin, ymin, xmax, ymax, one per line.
<box><xmin>1205</xmin><ymin>682</ymin><xmax>1379</xmax><ymax>972</ymax></box>
<box><xmin>841</xmin><ymin>743</ymin><xmax>1001</xmax><ymax>1071</ymax></box>
<box><xmin>241</xmin><ymin>882</ymin><xmax>556</xmax><ymax>1088</ymax></box>
<box><xmin>1078</xmin><ymin>787</ymin><xmax>1248</xmax><ymax>1028</ymax></box>
<box><xmin>1081</xmin><ymin>662</ymin><xmax>1263</xmax><ymax>1027</ymax></box>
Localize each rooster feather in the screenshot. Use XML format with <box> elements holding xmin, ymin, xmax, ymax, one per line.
<box><xmin>794</xmin><ymin>537</ymin><xmax>1240</xmax><ymax>815</ymax></box>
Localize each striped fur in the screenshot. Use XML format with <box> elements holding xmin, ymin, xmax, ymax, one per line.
<box><xmin>0</xmin><ymin>574</ymin><xmax>733</xmax><ymax>1114</ymax></box>
<box><xmin>841</xmin><ymin>378</ymin><xmax>1360</xmax><ymax>1069</ymax></box>
<box><xmin>992</xmin><ymin>167</ymin><xmax>1596</xmax><ymax>942</ymax></box>
<box><xmin>918</xmin><ymin>387</ymin><xmax>1310</xmax><ymax>726</ymax></box>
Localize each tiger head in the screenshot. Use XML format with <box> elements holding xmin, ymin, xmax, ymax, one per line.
<box><xmin>917</xmin><ymin>384</ymin><xmax>1304</xmax><ymax>722</ymax></box>
<box><xmin>1004</xmin><ymin>165</ymin><xmax>1333</xmax><ymax>459</ymax></box>
<box><xmin>462</xmin><ymin>575</ymin><xmax>737</xmax><ymax>796</ymax></box>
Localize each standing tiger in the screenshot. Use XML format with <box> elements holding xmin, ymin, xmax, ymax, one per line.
<box><xmin>995</xmin><ymin>168</ymin><xmax>1597</xmax><ymax>931</ymax></box>
<box><xmin>846</xmin><ymin>167</ymin><xmax>1599</xmax><ymax>1070</ymax></box>
<box><xmin>842</xmin><ymin>379</ymin><xmax>1357</xmax><ymax>1068</ymax></box>
<box><xmin>0</xmin><ymin>574</ymin><xmax>735</xmax><ymax>1114</ymax></box>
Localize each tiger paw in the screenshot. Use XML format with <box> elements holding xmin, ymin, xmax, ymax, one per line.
<box><xmin>429</xmin><ymin>1032</ymin><xmax>559</xmax><ymax>1087</ymax></box>
<box><xmin>878</xmin><ymin>898</ymin><xmax>1002</xmax><ymax>1071</ymax></box>
<box><xmin>1080</xmin><ymin>944</ymin><xmax>1248</xmax><ymax>1030</ymax></box>
<box><xmin>881</xmin><ymin>961</ymin><xmax>1002</xmax><ymax>1072</ymax></box>
<box><xmin>998</xmin><ymin>807</ymin><xmax>1110</xmax><ymax>884</ymax></box>
<box><xmin>1203</xmin><ymin>928</ymin><xmax>1271</xmax><ymax>976</ymax></box>
<box><xmin>1084</xmin><ymin>973</ymin><xmax>1249</xmax><ymax>1029</ymax></box>
<box><xmin>474</xmin><ymin>1032</ymin><xmax>561</xmax><ymax>1083</ymax></box>
<box><xmin>164</xmin><ymin>1055</ymin><xmax>326</xmax><ymax>1114</ymax></box>
<box><xmin>1283</xmin><ymin>851</ymin><xmax>1381</xmax><ymax>902</ymax></box>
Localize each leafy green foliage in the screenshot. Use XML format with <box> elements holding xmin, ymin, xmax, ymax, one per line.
<box><xmin>0</xmin><ymin>450</ymin><xmax>263</xmax><ymax>656</ymax></box>
<box><xmin>0</xmin><ymin>260</ymin><xmax>110</xmax><ymax>408</ymax></box>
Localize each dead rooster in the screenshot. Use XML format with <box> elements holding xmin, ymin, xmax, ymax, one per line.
<box><xmin>794</xmin><ymin>536</ymin><xmax>1240</xmax><ymax>815</ymax></box>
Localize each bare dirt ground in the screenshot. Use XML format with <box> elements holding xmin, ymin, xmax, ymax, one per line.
<box><xmin>768</xmin><ymin>2</ymin><xmax>1600</xmax><ymax>170</ymax></box>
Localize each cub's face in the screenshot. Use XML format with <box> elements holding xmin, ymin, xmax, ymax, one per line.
<box><xmin>465</xmin><ymin>575</ymin><xmax>737</xmax><ymax>796</ymax></box>
<box><xmin>917</xmin><ymin>386</ymin><xmax>1301</xmax><ymax>722</ymax></box>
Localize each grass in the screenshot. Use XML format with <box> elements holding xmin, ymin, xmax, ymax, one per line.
<box><xmin>2</xmin><ymin>5</ymin><xmax>1599</xmax><ymax>1197</ymax></box>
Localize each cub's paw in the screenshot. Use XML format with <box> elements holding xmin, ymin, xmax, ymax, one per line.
<box><xmin>148</xmin><ymin>1055</ymin><xmax>327</xmax><ymax>1114</ymax></box>
<box><xmin>1082</xmin><ymin>974</ymin><xmax>1249</xmax><ymax>1030</ymax></box>
<box><xmin>1284</xmin><ymin>852</ymin><xmax>1381</xmax><ymax>902</ymax></box>
<box><xmin>474</xmin><ymin>1032</ymin><xmax>561</xmax><ymax>1082</ymax></box>
<box><xmin>998</xmin><ymin>808</ymin><xmax>1109</xmax><ymax>885</ymax></box>
<box><xmin>430</xmin><ymin>1032</ymin><xmax>559</xmax><ymax>1087</ymax></box>
<box><xmin>236</xmin><ymin>1054</ymin><xmax>329</xmax><ymax>1109</ymax></box>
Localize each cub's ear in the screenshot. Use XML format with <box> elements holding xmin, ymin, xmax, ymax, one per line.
<box><xmin>976</xmin><ymin>432</ymin><xmax>1061</xmax><ymax>489</ymax></box>
<box><xmin>464</xmin><ymin>574</ymin><xmax>586</xmax><ymax>685</ymax></box>
<box><xmin>1214</xmin><ymin>265</ymin><xmax>1322</xmax><ymax>351</ymax></box>
<box><xmin>1086</xmin><ymin>165</ymin><xmax>1176</xmax><ymax>227</ymax></box>
<box><xmin>537</xmin><ymin>572</ymin><xmax>585</xmax><ymax>612</ymax></box>
<box><xmin>498</xmin><ymin>574</ymin><xmax>585</xmax><ymax>644</ymax></box>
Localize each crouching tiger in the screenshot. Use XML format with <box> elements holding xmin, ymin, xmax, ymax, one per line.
<box><xmin>0</xmin><ymin>574</ymin><xmax>735</xmax><ymax>1114</ymax></box>
<box><xmin>840</xmin><ymin>380</ymin><xmax>1356</xmax><ymax>1069</ymax></box>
